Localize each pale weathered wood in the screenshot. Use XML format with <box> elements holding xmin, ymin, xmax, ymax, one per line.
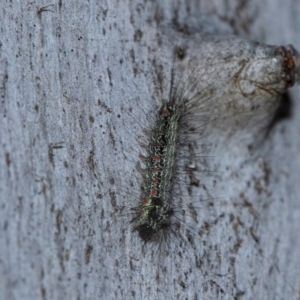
<box><xmin>1</xmin><ymin>1</ymin><xmax>300</xmax><ymax>300</ymax></box>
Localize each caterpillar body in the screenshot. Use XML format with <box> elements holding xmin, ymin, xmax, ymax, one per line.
<box><xmin>131</xmin><ymin>103</ymin><xmax>180</xmax><ymax>242</ymax></box>
<box><xmin>113</xmin><ymin>37</ymin><xmax>300</xmax><ymax>288</ymax></box>
<box><xmin>127</xmin><ymin>41</ymin><xmax>212</xmax><ymax>250</ymax></box>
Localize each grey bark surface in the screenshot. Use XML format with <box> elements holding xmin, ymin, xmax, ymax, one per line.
<box><xmin>1</xmin><ymin>1</ymin><xmax>300</xmax><ymax>300</ymax></box>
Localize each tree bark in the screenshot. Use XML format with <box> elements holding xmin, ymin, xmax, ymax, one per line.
<box><xmin>1</xmin><ymin>1</ymin><xmax>300</xmax><ymax>300</ymax></box>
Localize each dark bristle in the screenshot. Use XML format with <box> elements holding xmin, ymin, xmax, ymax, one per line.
<box><xmin>136</xmin><ymin>224</ymin><xmax>156</xmax><ymax>242</ymax></box>
<box><xmin>130</xmin><ymin>42</ymin><xmax>210</xmax><ymax>253</ymax></box>
<box><xmin>133</xmin><ymin>203</ymin><xmax>174</xmax><ymax>243</ymax></box>
<box><xmin>131</xmin><ymin>99</ymin><xmax>181</xmax><ymax>243</ymax></box>
<box><xmin>175</xmin><ymin>46</ymin><xmax>186</xmax><ymax>61</ymax></box>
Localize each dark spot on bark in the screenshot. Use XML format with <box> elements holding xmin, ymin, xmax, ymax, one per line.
<box><xmin>5</xmin><ymin>153</ymin><xmax>10</xmax><ymax>167</ymax></box>
<box><xmin>235</xmin><ymin>290</ymin><xmax>246</xmax><ymax>299</ymax></box>
<box><xmin>97</xmin><ymin>99</ymin><xmax>112</xmax><ymax>113</ymax></box>
<box><xmin>64</xmin><ymin>161</ymin><xmax>68</xmax><ymax>168</ymax></box>
<box><xmin>85</xmin><ymin>245</ymin><xmax>93</xmax><ymax>264</ymax></box>
<box><xmin>102</xmin><ymin>28</ymin><xmax>106</xmax><ymax>35</ymax></box>
<box><xmin>129</xmin><ymin>14</ymin><xmax>135</xmax><ymax>25</ymax></box>
<box><xmin>130</xmin><ymin>48</ymin><xmax>135</xmax><ymax>62</ymax></box>
<box><xmin>233</xmin><ymin>239</ymin><xmax>242</xmax><ymax>253</ymax></box>
<box><xmin>155</xmin><ymin>271</ymin><xmax>160</xmax><ymax>283</ymax></box>
<box><xmin>250</xmin><ymin>227</ymin><xmax>260</xmax><ymax>243</ymax></box>
<box><xmin>48</xmin><ymin>143</ymin><xmax>64</xmax><ymax>166</ymax></box>
<box><xmin>133</xmin><ymin>67</ymin><xmax>137</xmax><ymax>77</ymax></box>
<box><xmin>34</xmin><ymin>104</ymin><xmax>39</xmax><ymax>112</ymax></box>
<box><xmin>102</xmin><ymin>9</ymin><xmax>108</xmax><ymax>21</ymax></box>
<box><xmin>56</xmin><ymin>210</ymin><xmax>62</xmax><ymax>232</ymax></box>
<box><xmin>242</xmin><ymin>196</ymin><xmax>259</xmax><ymax>219</ymax></box>
<box><xmin>109</xmin><ymin>128</ymin><xmax>115</xmax><ymax>147</ymax></box>
<box><xmin>134</xmin><ymin>29</ymin><xmax>143</xmax><ymax>42</ymax></box>
<box><xmin>3</xmin><ymin>220</ymin><xmax>8</xmax><ymax>230</ymax></box>
<box><xmin>178</xmin><ymin>279</ymin><xmax>186</xmax><ymax>289</ymax></box>
<box><xmin>175</xmin><ymin>46</ymin><xmax>186</xmax><ymax>60</ymax></box>
<box><xmin>41</xmin><ymin>286</ymin><xmax>46</xmax><ymax>299</ymax></box>
<box><xmin>56</xmin><ymin>26</ymin><xmax>62</xmax><ymax>38</ymax></box>
<box><xmin>87</xmin><ymin>150</ymin><xmax>95</xmax><ymax>174</ymax></box>
<box><xmin>107</xmin><ymin>68</ymin><xmax>113</xmax><ymax>87</ymax></box>
<box><xmin>89</xmin><ymin>115</ymin><xmax>94</xmax><ymax>123</ymax></box>
<box><xmin>40</xmin><ymin>268</ymin><xmax>44</xmax><ymax>279</ymax></box>
<box><xmin>65</xmin><ymin>249</ymin><xmax>70</xmax><ymax>261</ymax></box>
<box><xmin>109</xmin><ymin>191</ymin><xmax>116</xmax><ymax>208</ymax></box>
<box><xmin>262</xmin><ymin>161</ymin><xmax>271</xmax><ymax>186</ymax></box>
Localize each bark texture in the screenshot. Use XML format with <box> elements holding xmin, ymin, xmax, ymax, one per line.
<box><xmin>1</xmin><ymin>1</ymin><xmax>300</xmax><ymax>300</ymax></box>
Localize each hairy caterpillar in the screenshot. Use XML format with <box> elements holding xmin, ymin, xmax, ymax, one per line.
<box><xmin>127</xmin><ymin>38</ymin><xmax>300</xmax><ymax>249</ymax></box>
<box><xmin>130</xmin><ymin>47</ymin><xmax>215</xmax><ymax>245</ymax></box>
<box><xmin>109</xmin><ymin>35</ymin><xmax>300</xmax><ymax>298</ymax></box>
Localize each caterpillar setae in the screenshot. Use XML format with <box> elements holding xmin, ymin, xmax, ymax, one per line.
<box><xmin>129</xmin><ymin>48</ymin><xmax>217</xmax><ymax>248</ymax></box>
<box><xmin>127</xmin><ymin>37</ymin><xmax>300</xmax><ymax>254</ymax></box>
<box><xmin>104</xmin><ymin>38</ymin><xmax>300</xmax><ymax>300</ymax></box>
